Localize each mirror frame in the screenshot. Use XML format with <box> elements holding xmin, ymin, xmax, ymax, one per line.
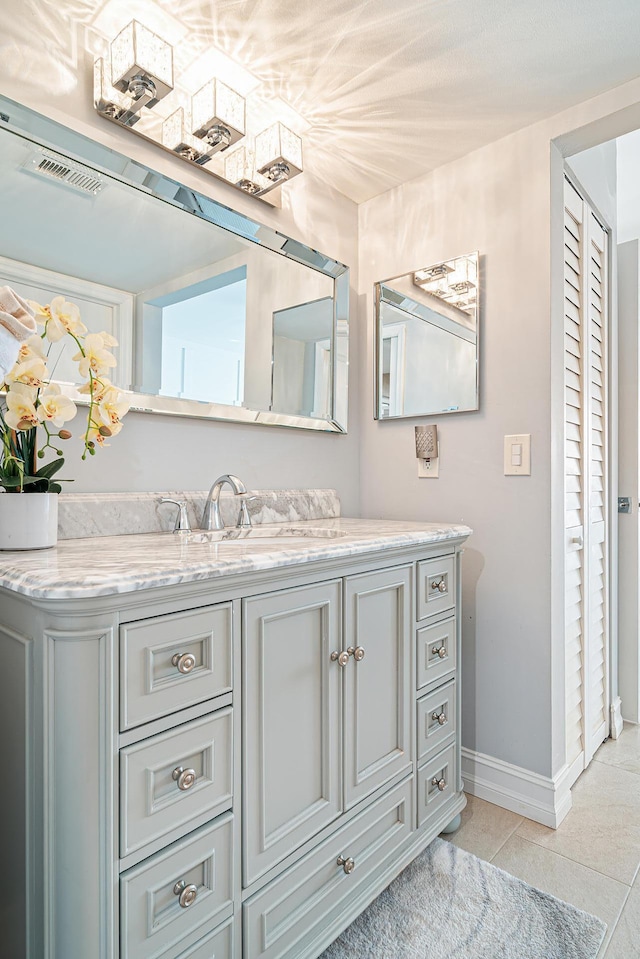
<box><xmin>373</xmin><ymin>254</ymin><xmax>479</xmax><ymax>420</ymax></box>
<box><xmin>0</xmin><ymin>96</ymin><xmax>350</xmax><ymax>433</ymax></box>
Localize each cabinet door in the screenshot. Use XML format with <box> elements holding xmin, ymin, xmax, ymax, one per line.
<box><xmin>344</xmin><ymin>567</ymin><xmax>412</xmax><ymax>809</ymax></box>
<box><xmin>243</xmin><ymin>581</ymin><xmax>342</xmax><ymax>885</ymax></box>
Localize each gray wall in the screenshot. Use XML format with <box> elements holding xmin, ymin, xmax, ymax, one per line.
<box><xmin>358</xmin><ymin>94</ymin><xmax>621</xmax><ymax>779</ymax></box>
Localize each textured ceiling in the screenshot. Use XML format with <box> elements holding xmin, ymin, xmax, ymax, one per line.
<box><xmin>3</xmin><ymin>0</ymin><xmax>640</xmax><ymax>203</ymax></box>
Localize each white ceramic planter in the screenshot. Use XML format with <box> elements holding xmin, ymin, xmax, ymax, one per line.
<box><xmin>0</xmin><ymin>492</ymin><xmax>59</xmax><ymax>550</ymax></box>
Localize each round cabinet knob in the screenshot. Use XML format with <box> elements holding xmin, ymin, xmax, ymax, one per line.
<box><xmin>431</xmin><ymin>777</ymin><xmax>447</xmax><ymax>791</ymax></box>
<box><xmin>346</xmin><ymin>646</ymin><xmax>366</xmax><ymax>662</ymax></box>
<box><xmin>431</xmin><ymin>579</ymin><xmax>447</xmax><ymax>593</ymax></box>
<box><xmin>331</xmin><ymin>650</ymin><xmax>350</xmax><ymax>667</ymax></box>
<box><xmin>173</xmin><ymin>881</ymin><xmax>198</xmax><ymax>908</ymax></box>
<box><xmin>432</xmin><ymin>645</ymin><xmax>447</xmax><ymax>659</ymax></box>
<box><xmin>337</xmin><ymin>855</ymin><xmax>355</xmax><ymax>875</ymax></box>
<box><xmin>171</xmin><ymin>652</ymin><xmax>196</xmax><ymax>674</ymax></box>
<box><xmin>432</xmin><ymin>711</ymin><xmax>447</xmax><ymax>726</ymax></box>
<box><xmin>172</xmin><ymin>766</ymin><xmax>197</xmax><ymax>791</ymax></box>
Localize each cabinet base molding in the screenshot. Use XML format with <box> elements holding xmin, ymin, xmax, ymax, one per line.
<box><xmin>461</xmin><ymin>748</ymin><xmax>572</xmax><ymax>829</ymax></box>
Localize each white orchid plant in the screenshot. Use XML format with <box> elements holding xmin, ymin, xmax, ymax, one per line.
<box><xmin>0</xmin><ymin>296</ymin><xmax>129</xmax><ymax>493</ymax></box>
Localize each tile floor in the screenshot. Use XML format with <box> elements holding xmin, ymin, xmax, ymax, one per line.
<box><xmin>442</xmin><ymin>723</ymin><xmax>640</xmax><ymax>956</ymax></box>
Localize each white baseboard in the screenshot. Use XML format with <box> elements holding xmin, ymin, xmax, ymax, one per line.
<box><xmin>461</xmin><ymin>748</ymin><xmax>574</xmax><ymax>829</ymax></box>
<box><xmin>610</xmin><ymin>697</ymin><xmax>624</xmax><ymax>740</ymax></box>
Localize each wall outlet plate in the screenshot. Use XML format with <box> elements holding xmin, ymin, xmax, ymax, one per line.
<box><xmin>418</xmin><ymin>445</ymin><xmax>439</xmax><ymax>478</ymax></box>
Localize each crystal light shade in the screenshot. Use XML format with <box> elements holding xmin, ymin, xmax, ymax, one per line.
<box><xmin>94</xmin><ymin>58</ymin><xmax>134</xmax><ymax>121</ymax></box>
<box><xmin>255</xmin><ymin>123</ymin><xmax>303</xmax><ymax>181</ymax></box>
<box><xmin>191</xmin><ymin>79</ymin><xmax>245</xmax><ymax>150</ymax></box>
<box><xmin>162</xmin><ymin>109</ymin><xmax>211</xmax><ymax>164</ymax></box>
<box><xmin>224</xmin><ymin>147</ymin><xmax>270</xmax><ymax>195</ymax></box>
<box><xmin>110</xmin><ymin>20</ymin><xmax>174</xmax><ymax>106</ymax></box>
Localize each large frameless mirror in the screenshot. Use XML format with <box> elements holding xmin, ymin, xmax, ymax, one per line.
<box><xmin>0</xmin><ymin>96</ymin><xmax>349</xmax><ymax>432</ymax></box>
<box><xmin>374</xmin><ymin>252</ymin><xmax>479</xmax><ymax>419</ymax></box>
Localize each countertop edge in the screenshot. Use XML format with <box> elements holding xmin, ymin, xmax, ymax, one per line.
<box><xmin>0</xmin><ymin>520</ymin><xmax>473</xmax><ymax>601</ymax></box>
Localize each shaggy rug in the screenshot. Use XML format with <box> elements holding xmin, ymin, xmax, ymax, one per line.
<box><xmin>320</xmin><ymin>838</ymin><xmax>606</xmax><ymax>959</ymax></box>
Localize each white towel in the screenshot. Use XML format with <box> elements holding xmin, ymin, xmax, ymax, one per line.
<box><xmin>0</xmin><ymin>286</ymin><xmax>38</xmax><ymax>380</ymax></box>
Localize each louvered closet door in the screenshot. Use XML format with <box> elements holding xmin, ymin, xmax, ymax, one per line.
<box><xmin>563</xmin><ymin>177</ymin><xmax>610</xmax><ymax>782</ymax></box>
<box><xmin>585</xmin><ymin>214</ymin><xmax>608</xmax><ymax>762</ymax></box>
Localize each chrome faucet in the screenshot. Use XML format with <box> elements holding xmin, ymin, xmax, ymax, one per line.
<box><xmin>201</xmin><ymin>474</ymin><xmax>253</xmax><ymax>530</ymax></box>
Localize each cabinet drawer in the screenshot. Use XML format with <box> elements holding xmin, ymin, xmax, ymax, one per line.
<box><xmin>175</xmin><ymin>918</ymin><xmax>233</xmax><ymax>959</ymax></box>
<box><xmin>120</xmin><ymin>709</ymin><xmax>233</xmax><ymax>858</ymax></box>
<box><xmin>417</xmin><ymin>555</ymin><xmax>455</xmax><ymax>620</ymax></box>
<box><xmin>120</xmin><ymin>815</ymin><xmax>233</xmax><ymax>959</ymax></box>
<box><xmin>416</xmin><ymin>616</ymin><xmax>456</xmax><ymax>690</ymax></box>
<box><xmin>121</xmin><ymin>605</ymin><xmax>232</xmax><ymax>730</ymax></box>
<box><xmin>417</xmin><ymin>679</ymin><xmax>456</xmax><ymax>765</ymax></box>
<box><xmin>417</xmin><ymin>744</ymin><xmax>457</xmax><ymax>828</ymax></box>
<box><xmin>243</xmin><ymin>778</ymin><xmax>413</xmax><ymax>959</ymax></box>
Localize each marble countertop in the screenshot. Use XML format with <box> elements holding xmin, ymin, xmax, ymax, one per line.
<box><xmin>0</xmin><ymin>517</ymin><xmax>472</xmax><ymax>600</ymax></box>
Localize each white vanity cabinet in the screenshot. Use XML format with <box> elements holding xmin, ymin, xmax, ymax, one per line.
<box><xmin>0</xmin><ymin>531</ymin><xmax>467</xmax><ymax>959</ymax></box>
<box><xmin>242</xmin><ymin>567</ymin><xmax>411</xmax><ymax>886</ymax></box>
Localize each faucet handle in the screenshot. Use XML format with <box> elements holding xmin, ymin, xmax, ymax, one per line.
<box><xmin>160</xmin><ymin>498</ymin><xmax>192</xmax><ymax>533</ymax></box>
<box><xmin>236</xmin><ymin>494</ymin><xmax>257</xmax><ymax>529</ymax></box>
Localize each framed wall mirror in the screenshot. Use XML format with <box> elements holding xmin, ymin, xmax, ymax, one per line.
<box><xmin>374</xmin><ymin>253</ymin><xmax>479</xmax><ymax>419</ymax></box>
<box><xmin>0</xmin><ymin>96</ymin><xmax>349</xmax><ymax>432</ymax></box>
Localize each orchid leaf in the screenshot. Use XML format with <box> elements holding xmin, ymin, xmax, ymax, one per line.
<box><xmin>33</xmin><ymin>457</ymin><xmax>65</xmax><ymax>480</ymax></box>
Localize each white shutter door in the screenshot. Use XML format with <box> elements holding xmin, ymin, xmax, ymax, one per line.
<box><xmin>564</xmin><ymin>179</ymin><xmax>586</xmax><ymax>772</ymax></box>
<box><xmin>585</xmin><ymin>215</ymin><xmax>609</xmax><ymax>762</ymax></box>
<box><xmin>563</xmin><ymin>178</ymin><xmax>610</xmax><ymax>780</ymax></box>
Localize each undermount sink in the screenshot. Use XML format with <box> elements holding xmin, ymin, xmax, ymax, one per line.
<box><xmin>184</xmin><ymin>526</ymin><xmax>348</xmax><ymax>546</ymax></box>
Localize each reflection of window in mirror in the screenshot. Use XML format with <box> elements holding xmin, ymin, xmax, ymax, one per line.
<box><xmin>271</xmin><ymin>297</ymin><xmax>334</xmax><ymax>419</ymax></box>
<box><xmin>142</xmin><ymin>266</ymin><xmax>247</xmax><ymax>406</ymax></box>
<box><xmin>379</xmin><ymin>323</ymin><xmax>406</xmax><ymax>417</ymax></box>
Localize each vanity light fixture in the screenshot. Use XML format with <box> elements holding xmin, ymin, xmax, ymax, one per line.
<box><xmin>93</xmin><ymin>19</ymin><xmax>304</xmax><ymax>203</ymax></box>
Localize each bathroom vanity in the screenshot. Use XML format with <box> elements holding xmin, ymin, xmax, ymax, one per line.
<box><xmin>0</xmin><ymin>500</ymin><xmax>470</xmax><ymax>959</ymax></box>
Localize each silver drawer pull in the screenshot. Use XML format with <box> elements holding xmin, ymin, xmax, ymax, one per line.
<box><xmin>431</xmin><ymin>711</ymin><xmax>447</xmax><ymax>726</ymax></box>
<box><xmin>173</xmin><ymin>880</ymin><xmax>198</xmax><ymax>908</ymax></box>
<box><xmin>431</xmin><ymin>777</ymin><xmax>446</xmax><ymax>791</ymax></box>
<box><xmin>172</xmin><ymin>766</ymin><xmax>197</xmax><ymax>791</ymax></box>
<box><xmin>337</xmin><ymin>855</ymin><xmax>355</xmax><ymax>875</ymax></box>
<box><xmin>331</xmin><ymin>650</ymin><xmax>350</xmax><ymax>667</ymax></box>
<box><xmin>431</xmin><ymin>644</ymin><xmax>447</xmax><ymax>659</ymax></box>
<box><xmin>431</xmin><ymin>579</ymin><xmax>447</xmax><ymax>593</ymax></box>
<box><xmin>347</xmin><ymin>645</ymin><xmax>366</xmax><ymax>662</ymax></box>
<box><xmin>171</xmin><ymin>652</ymin><xmax>196</xmax><ymax>674</ymax></box>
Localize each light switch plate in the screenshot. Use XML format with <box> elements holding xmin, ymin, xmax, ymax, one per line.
<box><xmin>504</xmin><ymin>434</ymin><xmax>531</xmax><ymax>475</ymax></box>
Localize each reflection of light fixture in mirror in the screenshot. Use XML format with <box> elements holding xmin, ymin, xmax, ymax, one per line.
<box><xmin>93</xmin><ymin>20</ymin><xmax>304</xmax><ymax>204</ymax></box>
<box><xmin>412</xmin><ymin>255</ymin><xmax>477</xmax><ymax>316</ymax></box>
<box><xmin>414</xmin><ymin>262</ymin><xmax>454</xmax><ymax>284</ymax></box>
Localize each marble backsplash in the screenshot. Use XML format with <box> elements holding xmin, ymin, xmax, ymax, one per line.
<box><xmin>57</xmin><ymin>489</ymin><xmax>341</xmax><ymax>540</ymax></box>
